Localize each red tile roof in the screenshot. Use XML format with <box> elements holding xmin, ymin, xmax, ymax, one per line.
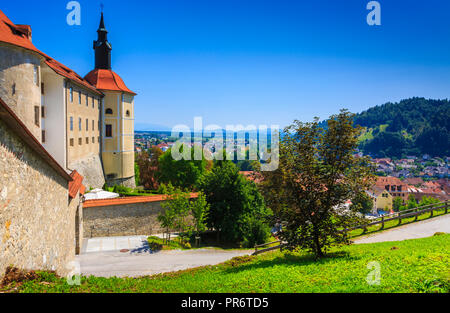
<box><xmin>68</xmin><ymin>170</ymin><xmax>85</xmax><ymax>199</ymax></box>
<box><xmin>45</xmin><ymin>58</ymin><xmax>102</xmax><ymax>95</ymax></box>
<box><xmin>0</xmin><ymin>9</ymin><xmax>101</xmax><ymax>95</ymax></box>
<box><xmin>0</xmin><ymin>10</ymin><xmax>40</xmax><ymax>54</ymax></box>
<box><xmin>85</xmin><ymin>68</ymin><xmax>136</xmax><ymax>95</ymax></box>
<box><xmin>83</xmin><ymin>193</ymin><xmax>198</xmax><ymax>208</ymax></box>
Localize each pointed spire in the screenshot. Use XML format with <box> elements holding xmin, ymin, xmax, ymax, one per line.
<box><xmin>98</xmin><ymin>12</ymin><xmax>106</xmax><ymax>31</ymax></box>
<box><xmin>93</xmin><ymin>11</ymin><xmax>112</xmax><ymax>69</ymax></box>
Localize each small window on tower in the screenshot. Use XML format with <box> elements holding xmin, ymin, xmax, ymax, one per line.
<box><xmin>34</xmin><ymin>106</ymin><xmax>40</xmax><ymax>127</ymax></box>
<box><xmin>79</xmin><ymin>92</ymin><xmax>81</xmax><ymax>105</ymax></box>
<box><xmin>70</xmin><ymin>138</ymin><xmax>74</xmax><ymax>147</ymax></box>
<box><xmin>69</xmin><ymin>88</ymin><xmax>73</xmax><ymax>102</ymax></box>
<box><xmin>105</xmin><ymin>108</ymin><xmax>113</xmax><ymax>115</ymax></box>
<box><xmin>126</xmin><ymin>110</ymin><xmax>130</xmax><ymax>117</ymax></box>
<box><xmin>41</xmin><ymin>107</ymin><xmax>45</xmax><ymax>118</ymax></box>
<box><xmin>12</xmin><ymin>83</ymin><xmax>16</xmax><ymax>95</ymax></box>
<box><xmin>42</xmin><ymin>130</ymin><xmax>46</xmax><ymax>143</ymax></box>
<box><xmin>70</xmin><ymin>117</ymin><xmax>74</xmax><ymax>131</ymax></box>
<box><xmin>41</xmin><ymin>83</ymin><xmax>45</xmax><ymax>95</ymax></box>
<box><xmin>105</xmin><ymin>124</ymin><xmax>112</xmax><ymax>138</ymax></box>
<box><xmin>33</xmin><ymin>65</ymin><xmax>39</xmax><ymax>86</ymax></box>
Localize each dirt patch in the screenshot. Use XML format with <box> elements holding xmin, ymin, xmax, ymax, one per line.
<box><xmin>226</xmin><ymin>255</ymin><xmax>254</xmax><ymax>267</ymax></box>
<box><xmin>390</xmin><ymin>246</ymin><xmax>399</xmax><ymax>250</ymax></box>
<box><xmin>0</xmin><ymin>266</ymin><xmax>43</xmax><ymax>287</ymax></box>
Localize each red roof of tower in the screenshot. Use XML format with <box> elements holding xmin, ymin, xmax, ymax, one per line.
<box><xmin>85</xmin><ymin>69</ymin><xmax>137</xmax><ymax>95</ymax></box>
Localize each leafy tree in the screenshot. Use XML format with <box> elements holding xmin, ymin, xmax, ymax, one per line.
<box><xmin>189</xmin><ymin>192</ymin><xmax>210</xmax><ymax>245</ymax></box>
<box><xmin>259</xmin><ymin>110</ymin><xmax>376</xmax><ymax>258</ymax></box>
<box><xmin>136</xmin><ymin>147</ymin><xmax>163</xmax><ymax>190</ymax></box>
<box><xmin>158</xmin><ymin>147</ymin><xmax>208</xmax><ymax>190</ymax></box>
<box><xmin>418</xmin><ymin>195</ymin><xmax>440</xmax><ymax>207</ymax></box>
<box><xmin>158</xmin><ymin>185</ymin><xmax>191</xmax><ymax>243</ymax></box>
<box><xmin>134</xmin><ymin>160</ymin><xmax>141</xmax><ymax>186</ymax></box>
<box><xmin>393</xmin><ymin>197</ymin><xmax>404</xmax><ymax>212</ymax></box>
<box><xmin>351</xmin><ymin>192</ymin><xmax>374</xmax><ymax>215</ymax></box>
<box><xmin>199</xmin><ymin>161</ymin><xmax>272</xmax><ymax>247</ymax></box>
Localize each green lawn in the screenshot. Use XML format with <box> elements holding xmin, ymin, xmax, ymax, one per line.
<box><xmin>2</xmin><ymin>234</ymin><xmax>449</xmax><ymax>293</ymax></box>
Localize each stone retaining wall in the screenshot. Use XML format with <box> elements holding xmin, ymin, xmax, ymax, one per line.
<box><xmin>83</xmin><ymin>201</ymin><xmax>166</xmax><ymax>238</ymax></box>
<box><xmin>0</xmin><ymin>118</ymin><xmax>77</xmax><ymax>277</ymax></box>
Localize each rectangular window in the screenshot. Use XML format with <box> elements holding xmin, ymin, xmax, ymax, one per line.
<box><xmin>70</xmin><ymin>138</ymin><xmax>74</xmax><ymax>147</ymax></box>
<box><xmin>41</xmin><ymin>106</ymin><xmax>45</xmax><ymax>118</ymax></box>
<box><xmin>86</xmin><ymin>94</ymin><xmax>89</xmax><ymax>107</ymax></box>
<box><xmin>70</xmin><ymin>117</ymin><xmax>73</xmax><ymax>131</ymax></box>
<box><xmin>92</xmin><ymin>120</ymin><xmax>95</xmax><ymax>132</ymax></box>
<box><xmin>79</xmin><ymin>118</ymin><xmax>82</xmax><ymax>131</ymax></box>
<box><xmin>78</xmin><ymin>138</ymin><xmax>82</xmax><ymax>146</ymax></box>
<box><xmin>33</xmin><ymin>66</ymin><xmax>39</xmax><ymax>86</ymax></box>
<box><xmin>42</xmin><ymin>130</ymin><xmax>46</xmax><ymax>143</ymax></box>
<box><xmin>34</xmin><ymin>106</ymin><xmax>40</xmax><ymax>127</ymax></box>
<box><xmin>69</xmin><ymin>87</ymin><xmax>73</xmax><ymax>102</ymax></box>
<box><xmin>92</xmin><ymin>137</ymin><xmax>95</xmax><ymax>144</ymax></box>
<box><xmin>79</xmin><ymin>92</ymin><xmax>81</xmax><ymax>105</ymax></box>
<box><xmin>41</xmin><ymin>83</ymin><xmax>45</xmax><ymax>95</ymax></box>
<box><xmin>92</xmin><ymin>96</ymin><xmax>95</xmax><ymax>108</ymax></box>
<box><xmin>86</xmin><ymin>137</ymin><xmax>89</xmax><ymax>144</ymax></box>
<box><xmin>105</xmin><ymin>124</ymin><xmax>112</xmax><ymax>138</ymax></box>
<box><xmin>86</xmin><ymin>119</ymin><xmax>89</xmax><ymax>131</ymax></box>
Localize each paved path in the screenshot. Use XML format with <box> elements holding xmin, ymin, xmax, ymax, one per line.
<box><xmin>77</xmin><ymin>236</ymin><xmax>253</xmax><ymax>278</ymax></box>
<box><xmin>353</xmin><ymin>214</ymin><xmax>450</xmax><ymax>244</ymax></box>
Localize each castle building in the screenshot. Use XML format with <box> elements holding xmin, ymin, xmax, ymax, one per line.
<box><xmin>0</xmin><ymin>10</ymin><xmax>136</xmax><ymax>188</ymax></box>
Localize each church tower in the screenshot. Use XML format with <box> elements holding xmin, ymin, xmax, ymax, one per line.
<box><xmin>85</xmin><ymin>12</ymin><xmax>137</xmax><ymax>188</ymax></box>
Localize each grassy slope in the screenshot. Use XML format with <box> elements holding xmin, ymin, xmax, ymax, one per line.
<box><xmin>4</xmin><ymin>234</ymin><xmax>450</xmax><ymax>293</ymax></box>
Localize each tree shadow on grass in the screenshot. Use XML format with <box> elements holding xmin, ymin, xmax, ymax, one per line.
<box><xmin>223</xmin><ymin>250</ymin><xmax>358</xmax><ymax>274</ymax></box>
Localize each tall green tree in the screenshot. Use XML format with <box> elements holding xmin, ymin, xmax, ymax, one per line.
<box><xmin>158</xmin><ymin>147</ymin><xmax>208</xmax><ymax>190</ymax></box>
<box><xmin>260</xmin><ymin>110</ymin><xmax>376</xmax><ymax>258</ymax></box>
<box><xmin>199</xmin><ymin>161</ymin><xmax>272</xmax><ymax>247</ymax></box>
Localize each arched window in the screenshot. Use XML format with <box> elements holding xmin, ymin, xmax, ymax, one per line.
<box><xmin>105</xmin><ymin>108</ymin><xmax>113</xmax><ymax>115</ymax></box>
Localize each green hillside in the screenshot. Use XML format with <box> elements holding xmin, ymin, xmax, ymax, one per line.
<box><xmin>353</xmin><ymin>98</ymin><xmax>449</xmax><ymax>157</ymax></box>
<box><xmin>3</xmin><ymin>234</ymin><xmax>449</xmax><ymax>293</ymax></box>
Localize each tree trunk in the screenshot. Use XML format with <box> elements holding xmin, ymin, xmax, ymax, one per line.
<box><xmin>313</xmin><ymin>230</ymin><xmax>324</xmax><ymax>258</ymax></box>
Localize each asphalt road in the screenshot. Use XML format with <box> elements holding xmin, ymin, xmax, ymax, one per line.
<box><xmin>77</xmin><ymin>237</ymin><xmax>253</xmax><ymax>278</ymax></box>
<box><xmin>353</xmin><ymin>213</ymin><xmax>450</xmax><ymax>244</ymax></box>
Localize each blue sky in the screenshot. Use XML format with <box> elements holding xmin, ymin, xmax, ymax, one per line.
<box><xmin>3</xmin><ymin>0</ymin><xmax>450</xmax><ymax>130</ymax></box>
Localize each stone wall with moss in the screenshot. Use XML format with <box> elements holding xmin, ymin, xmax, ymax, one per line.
<box><xmin>0</xmin><ymin>118</ymin><xmax>77</xmax><ymax>278</ymax></box>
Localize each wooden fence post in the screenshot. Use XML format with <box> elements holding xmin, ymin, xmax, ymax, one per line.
<box><xmin>430</xmin><ymin>208</ymin><xmax>434</xmax><ymax>218</ymax></box>
<box><xmin>380</xmin><ymin>216</ymin><xmax>384</xmax><ymax>230</ymax></box>
<box><xmin>398</xmin><ymin>212</ymin><xmax>402</xmax><ymax>226</ymax></box>
<box><xmin>414</xmin><ymin>208</ymin><xmax>419</xmax><ymax>222</ymax></box>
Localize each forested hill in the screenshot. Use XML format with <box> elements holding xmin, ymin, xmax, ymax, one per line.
<box><xmin>347</xmin><ymin>98</ymin><xmax>448</xmax><ymax>157</ymax></box>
